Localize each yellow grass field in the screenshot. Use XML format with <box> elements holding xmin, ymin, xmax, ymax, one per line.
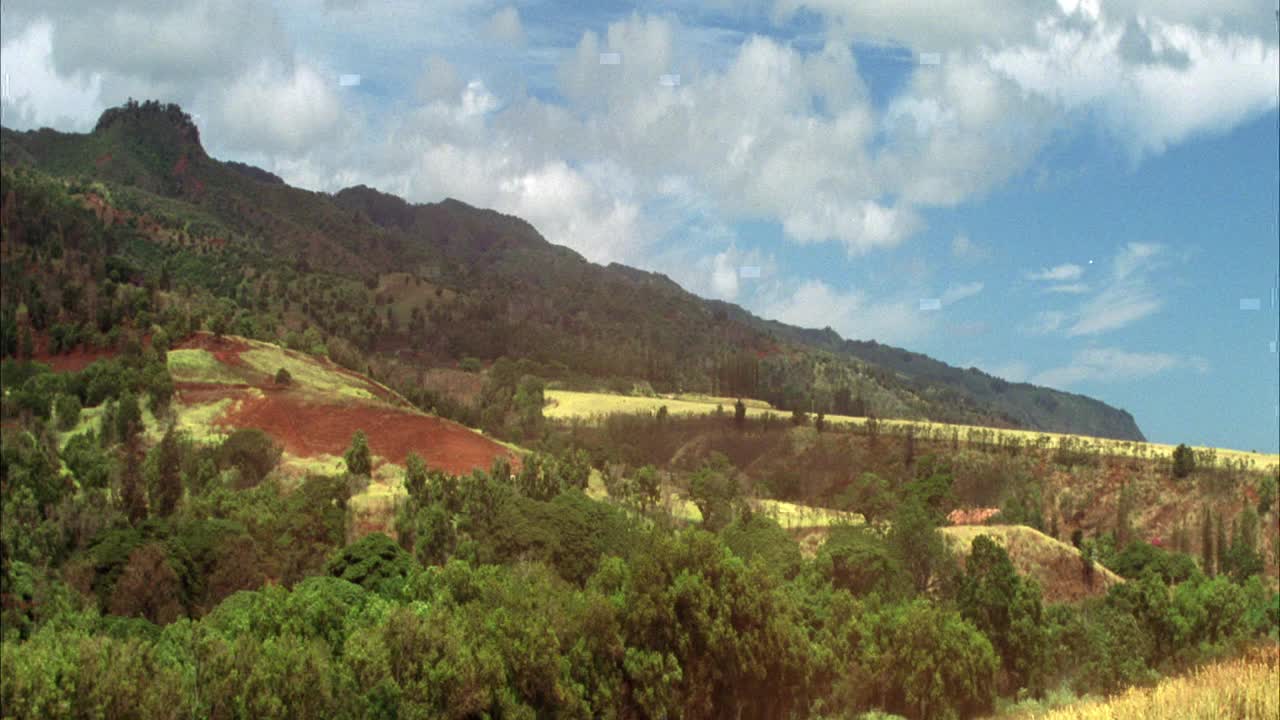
<box><xmin>1006</xmin><ymin>644</ymin><xmax>1279</xmax><ymax>719</ymax></box>
<box><xmin>543</xmin><ymin>390</ymin><xmax>1280</xmax><ymax>472</ymax></box>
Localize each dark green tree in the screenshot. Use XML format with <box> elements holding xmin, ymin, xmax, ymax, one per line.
<box><xmin>344</xmin><ymin>429</ymin><xmax>372</xmax><ymax>477</ymax></box>
<box><xmin>958</xmin><ymin>535</ymin><xmax>1048</xmax><ymax>695</ymax></box>
<box><xmin>149</xmin><ymin>426</ymin><xmax>183</xmax><ymax>516</ymax></box>
<box><xmin>1171</xmin><ymin>443</ymin><xmax>1195</xmax><ymax>479</ymax></box>
<box><xmin>1200</xmin><ymin>505</ymin><xmax>1215</xmax><ymax>576</ymax></box>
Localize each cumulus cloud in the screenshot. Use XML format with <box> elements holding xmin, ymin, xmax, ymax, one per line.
<box><xmin>485</xmin><ymin>6</ymin><xmax>525</xmax><ymax>45</ymax></box>
<box><xmin>1032</xmin><ymin>347</ymin><xmax>1208</xmax><ymax>387</ymax></box>
<box><xmin>21</xmin><ymin>0</ymin><xmax>289</xmax><ymax>91</ymax></box>
<box><xmin>760</xmin><ymin>280</ymin><xmax>931</xmax><ymax>345</ymax></box>
<box><xmin>986</xmin><ymin>8</ymin><xmax>1279</xmax><ymax>157</ymax></box>
<box><xmin>0</xmin><ymin>21</ymin><xmax>102</xmax><ymax>130</ymax></box>
<box><xmin>213</xmin><ymin>60</ymin><xmax>346</xmax><ymax>156</ymax></box>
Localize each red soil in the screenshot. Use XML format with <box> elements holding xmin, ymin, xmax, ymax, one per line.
<box><xmin>948</xmin><ymin>507</ymin><xmax>1001</xmax><ymax>526</ymax></box>
<box><xmin>32</xmin><ymin>345</ymin><xmax>120</xmax><ymax>373</ymax></box>
<box><xmin>217</xmin><ymin>393</ymin><xmax>514</xmax><ymax>477</ymax></box>
<box><xmin>30</xmin><ymin>332</ymin><xmax>152</xmax><ymax>373</ymax></box>
<box><xmin>171</xmin><ymin>333</ymin><xmax>513</xmax><ymax>476</ymax></box>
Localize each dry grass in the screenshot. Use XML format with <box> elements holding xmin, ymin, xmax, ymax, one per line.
<box><xmin>1007</xmin><ymin>644</ymin><xmax>1280</xmax><ymax>719</ymax></box>
<box><xmin>543</xmin><ymin>390</ymin><xmax>1278</xmax><ymax>471</ymax></box>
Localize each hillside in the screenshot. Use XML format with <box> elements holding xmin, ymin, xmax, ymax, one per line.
<box><xmin>1</xmin><ymin>100</ymin><xmax>1145</xmax><ymax>441</ymax></box>
<box><xmin>164</xmin><ymin>331</ymin><xmax>515</xmax><ymax>478</ymax></box>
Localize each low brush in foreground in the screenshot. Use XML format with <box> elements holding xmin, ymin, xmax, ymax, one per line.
<box><xmin>1026</xmin><ymin>644</ymin><xmax>1278</xmax><ymax>719</ymax></box>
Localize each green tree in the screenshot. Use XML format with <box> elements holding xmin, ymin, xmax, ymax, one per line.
<box><xmin>344</xmin><ymin>429</ymin><xmax>372</xmax><ymax>477</ymax></box>
<box><xmin>403</xmin><ymin>452</ymin><xmax>429</xmax><ymax>505</ymax></box>
<box><xmin>119</xmin><ymin>442</ymin><xmax>148</xmax><ymax>525</ymax></box>
<box><xmin>733</xmin><ymin>398</ymin><xmax>746</xmax><ymax>430</ymax></box>
<box><xmin>115</xmin><ymin>392</ymin><xmax>143</xmax><ymax>443</ymax></box>
<box><xmin>218</xmin><ymin>428</ymin><xmax>282</xmax><ymax>488</ymax></box>
<box><xmin>958</xmin><ymin>535</ymin><xmax>1048</xmax><ymax>695</ymax></box>
<box><xmin>54</xmin><ymin>393</ymin><xmax>82</xmax><ymax>431</ymax></box>
<box><xmin>688</xmin><ymin>453</ymin><xmax>740</xmax><ymax>532</ymax></box>
<box><xmin>630</xmin><ymin>465</ymin><xmax>662</xmax><ymax>513</ymax></box>
<box><xmin>872</xmin><ymin>601</ymin><xmax>999</xmax><ymax>720</ymax></box>
<box><xmin>1171</xmin><ymin>443</ymin><xmax>1195</xmax><ymax>479</ymax></box>
<box><xmin>149</xmin><ymin>427</ymin><xmax>184</xmax><ymax>516</ymax></box>
<box><xmin>888</xmin><ymin>498</ymin><xmax>952</xmax><ymax>596</ymax></box>
<box><xmin>1200</xmin><ymin>505</ymin><xmax>1215</xmax><ymax>576</ymax></box>
<box><xmin>326</xmin><ymin>533</ymin><xmax>414</xmax><ymax>597</ymax></box>
<box><xmin>412</xmin><ymin>503</ymin><xmax>456</xmax><ymax>566</ymax></box>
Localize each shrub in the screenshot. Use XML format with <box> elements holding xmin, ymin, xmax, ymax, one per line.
<box><xmin>274</xmin><ymin>367</ymin><xmax>292</xmax><ymax>386</ymax></box>
<box><xmin>217</xmin><ymin>429</ymin><xmax>282</xmax><ymax>488</ymax></box>
<box><xmin>343</xmin><ymin>430</ymin><xmax>372</xmax><ymax>477</ymax></box>
<box><xmin>55</xmin><ymin>393</ymin><xmax>82</xmax><ymax>431</ymax></box>
<box><xmin>1171</xmin><ymin>443</ymin><xmax>1195</xmax><ymax>479</ymax></box>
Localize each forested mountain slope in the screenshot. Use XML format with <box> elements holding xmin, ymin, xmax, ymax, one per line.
<box><xmin>1</xmin><ymin>100</ymin><xmax>1144</xmax><ymax>440</ymax></box>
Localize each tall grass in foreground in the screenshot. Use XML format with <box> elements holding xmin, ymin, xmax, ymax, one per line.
<box><xmin>1018</xmin><ymin>644</ymin><xmax>1278</xmax><ymax>719</ymax></box>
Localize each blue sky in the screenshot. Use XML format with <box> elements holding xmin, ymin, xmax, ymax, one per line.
<box><xmin>2</xmin><ymin>0</ymin><xmax>1278</xmax><ymax>450</ymax></box>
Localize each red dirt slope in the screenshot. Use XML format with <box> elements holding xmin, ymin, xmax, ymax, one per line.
<box><xmin>219</xmin><ymin>393</ymin><xmax>512</xmax><ymax>477</ymax></box>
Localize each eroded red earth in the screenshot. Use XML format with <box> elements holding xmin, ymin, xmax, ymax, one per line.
<box><xmin>172</xmin><ymin>333</ymin><xmax>514</xmax><ymax>476</ymax></box>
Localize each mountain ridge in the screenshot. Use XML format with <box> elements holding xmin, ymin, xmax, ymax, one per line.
<box><xmin>0</xmin><ymin>101</ymin><xmax>1144</xmax><ymax>441</ymax></box>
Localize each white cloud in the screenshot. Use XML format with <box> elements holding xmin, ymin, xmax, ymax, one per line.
<box><xmin>941</xmin><ymin>281</ymin><xmax>984</xmax><ymax>305</ymax></box>
<box><xmin>760</xmin><ymin>279</ymin><xmax>931</xmax><ymax>345</ymax></box>
<box><xmin>1032</xmin><ymin>347</ymin><xmax>1208</xmax><ymax>387</ymax></box>
<box><xmin>1018</xmin><ymin>243</ymin><xmax>1168</xmax><ymax>337</ymax></box>
<box><xmin>24</xmin><ymin>0</ymin><xmax>289</xmax><ymax>90</ymax></box>
<box><xmin>1048</xmin><ymin>283</ymin><xmax>1089</xmax><ymax>294</ymax></box>
<box><xmin>485</xmin><ymin>6</ymin><xmax>525</xmax><ymax>45</ymax></box>
<box><xmin>986</xmin><ymin>10</ymin><xmax>1279</xmax><ymax>157</ymax></box>
<box><xmin>1067</xmin><ymin>242</ymin><xmax>1164</xmax><ymax>336</ymax></box>
<box><xmin>0</xmin><ymin>21</ymin><xmax>103</xmax><ymax>130</ymax></box>
<box><xmin>214</xmin><ymin>60</ymin><xmax>345</xmax><ymax>156</ymax></box>
<box><xmin>1028</xmin><ymin>263</ymin><xmax>1084</xmax><ymax>281</ymax></box>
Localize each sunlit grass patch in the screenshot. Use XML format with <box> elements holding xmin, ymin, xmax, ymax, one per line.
<box><xmin>172</xmin><ymin>398</ymin><xmax>233</xmax><ymax>444</ymax></box>
<box><xmin>238</xmin><ymin>347</ymin><xmax>376</xmax><ymax>402</ymax></box>
<box><xmin>167</xmin><ymin>348</ymin><xmax>244</xmax><ymax>384</ymax></box>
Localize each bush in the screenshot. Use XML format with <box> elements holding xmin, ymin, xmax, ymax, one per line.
<box><xmin>868</xmin><ymin>601</ymin><xmax>999</xmax><ymax>719</ymax></box>
<box><xmin>217</xmin><ymin>429</ymin><xmax>282</xmax><ymax>488</ymax></box>
<box><xmin>274</xmin><ymin>367</ymin><xmax>292</xmax><ymax>385</ymax></box>
<box><xmin>55</xmin><ymin>393</ymin><xmax>82</xmax><ymax>431</ymax></box>
<box><xmin>343</xmin><ymin>430</ymin><xmax>372</xmax><ymax>477</ymax></box>
<box><xmin>1171</xmin><ymin>443</ymin><xmax>1195</xmax><ymax>478</ymax></box>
